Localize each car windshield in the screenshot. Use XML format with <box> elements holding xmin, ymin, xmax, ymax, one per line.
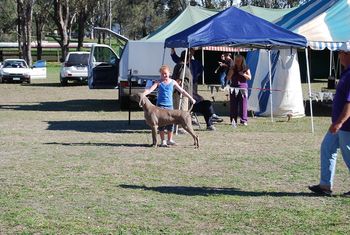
<box><xmin>4</xmin><ymin>60</ymin><xmax>27</xmax><ymax>68</ymax></box>
<box><xmin>67</xmin><ymin>54</ymin><xmax>89</xmax><ymax>66</ymax></box>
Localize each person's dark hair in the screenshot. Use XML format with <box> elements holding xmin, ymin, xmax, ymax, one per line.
<box><xmin>180</xmin><ymin>50</ymin><xmax>186</xmax><ymax>61</ymax></box>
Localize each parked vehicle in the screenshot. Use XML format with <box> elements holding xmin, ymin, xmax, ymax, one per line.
<box><xmin>60</xmin><ymin>51</ymin><xmax>90</xmax><ymax>86</ymax></box>
<box><xmin>31</xmin><ymin>60</ymin><xmax>47</xmax><ymax>79</ymax></box>
<box><xmin>88</xmin><ymin>28</ymin><xmax>175</xmax><ymax>110</ymax></box>
<box><xmin>88</xmin><ymin>44</ymin><xmax>120</xmax><ymax>89</ymax></box>
<box><xmin>0</xmin><ymin>59</ymin><xmax>32</xmax><ymax>83</ymax></box>
<box><xmin>88</xmin><ymin>43</ymin><xmax>159</xmax><ymax>110</ymax></box>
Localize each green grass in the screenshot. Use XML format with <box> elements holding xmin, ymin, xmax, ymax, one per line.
<box><xmin>0</xmin><ymin>66</ymin><xmax>349</xmax><ymax>234</ymax></box>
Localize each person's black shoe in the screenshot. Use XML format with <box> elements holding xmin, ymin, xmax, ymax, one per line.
<box><xmin>343</xmin><ymin>191</ymin><xmax>350</xmax><ymax>197</ymax></box>
<box><xmin>206</xmin><ymin>125</ymin><xmax>216</xmax><ymax>131</ymax></box>
<box><xmin>212</xmin><ymin>118</ymin><xmax>223</xmax><ymax>123</ymax></box>
<box><xmin>308</xmin><ymin>184</ymin><xmax>332</xmax><ymax>196</ymax></box>
<box><xmin>211</xmin><ymin>115</ymin><xmax>223</xmax><ymax>123</ymax></box>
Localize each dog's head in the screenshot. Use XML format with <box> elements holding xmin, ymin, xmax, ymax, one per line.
<box><xmin>130</xmin><ymin>93</ymin><xmax>147</xmax><ymax>108</ymax></box>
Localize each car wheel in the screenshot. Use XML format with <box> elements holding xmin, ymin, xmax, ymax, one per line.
<box><xmin>27</xmin><ymin>78</ymin><xmax>31</xmax><ymax>84</ymax></box>
<box><xmin>60</xmin><ymin>77</ymin><xmax>68</xmax><ymax>86</ymax></box>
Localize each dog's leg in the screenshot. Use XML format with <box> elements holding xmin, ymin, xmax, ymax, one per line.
<box><xmin>151</xmin><ymin>126</ymin><xmax>158</xmax><ymax>147</ymax></box>
<box><xmin>182</xmin><ymin>125</ymin><xmax>199</xmax><ymax>148</ymax></box>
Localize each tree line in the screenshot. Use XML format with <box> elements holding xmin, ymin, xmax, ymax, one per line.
<box><xmin>0</xmin><ymin>0</ymin><xmax>305</xmax><ymax>65</ymax></box>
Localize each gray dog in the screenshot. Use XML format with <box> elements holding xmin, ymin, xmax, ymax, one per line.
<box><xmin>132</xmin><ymin>93</ymin><xmax>199</xmax><ymax>148</ymax></box>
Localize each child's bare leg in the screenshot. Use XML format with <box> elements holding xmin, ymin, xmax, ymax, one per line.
<box><xmin>167</xmin><ymin>131</ymin><xmax>173</xmax><ymax>141</ymax></box>
<box><xmin>160</xmin><ymin>131</ymin><xmax>165</xmax><ymax>142</ymax></box>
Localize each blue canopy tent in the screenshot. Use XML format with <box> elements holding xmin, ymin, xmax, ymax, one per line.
<box><xmin>164</xmin><ymin>6</ymin><xmax>306</xmax><ymax>49</ymax></box>
<box><xmin>164</xmin><ymin>7</ymin><xmax>315</xmax><ymax>132</ymax></box>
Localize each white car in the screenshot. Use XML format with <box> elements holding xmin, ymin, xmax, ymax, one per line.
<box><xmin>0</xmin><ymin>59</ymin><xmax>32</xmax><ymax>83</ymax></box>
<box><xmin>60</xmin><ymin>51</ymin><xmax>90</xmax><ymax>86</ymax></box>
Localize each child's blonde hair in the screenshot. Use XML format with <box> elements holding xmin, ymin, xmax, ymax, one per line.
<box><xmin>159</xmin><ymin>64</ymin><xmax>171</xmax><ymax>73</ymax></box>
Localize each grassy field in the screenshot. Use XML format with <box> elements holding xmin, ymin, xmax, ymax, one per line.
<box><xmin>0</xmin><ymin>66</ymin><xmax>349</xmax><ymax>234</ymax></box>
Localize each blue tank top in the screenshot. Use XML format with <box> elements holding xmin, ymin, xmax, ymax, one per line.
<box><xmin>157</xmin><ymin>80</ymin><xmax>174</xmax><ymax>108</ymax></box>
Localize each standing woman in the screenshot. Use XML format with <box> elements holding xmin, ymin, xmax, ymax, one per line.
<box><xmin>227</xmin><ymin>54</ymin><xmax>251</xmax><ymax>127</ymax></box>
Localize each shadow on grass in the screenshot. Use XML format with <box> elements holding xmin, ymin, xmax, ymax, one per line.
<box><xmin>23</xmin><ymin>82</ymin><xmax>87</xmax><ymax>87</ymax></box>
<box><xmin>45</xmin><ymin>142</ymin><xmax>152</xmax><ymax>147</ymax></box>
<box><xmin>46</xmin><ymin>120</ymin><xmax>149</xmax><ymax>133</ymax></box>
<box><xmin>119</xmin><ymin>184</ymin><xmax>314</xmax><ymax>197</ymax></box>
<box><xmin>22</xmin><ymin>82</ymin><xmax>62</xmax><ymax>87</ymax></box>
<box><xmin>0</xmin><ymin>99</ymin><xmax>120</xmax><ymax>112</ymax></box>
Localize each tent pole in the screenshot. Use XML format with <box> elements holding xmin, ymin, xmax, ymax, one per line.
<box><xmin>202</xmin><ymin>48</ymin><xmax>205</xmax><ymax>85</ymax></box>
<box><xmin>268</xmin><ymin>50</ymin><xmax>273</xmax><ymax>122</ymax></box>
<box><xmin>305</xmin><ymin>48</ymin><xmax>314</xmax><ymax>133</ymax></box>
<box><xmin>181</xmin><ymin>49</ymin><xmax>188</xmax><ymax>92</ymax></box>
<box><xmin>329</xmin><ymin>50</ymin><xmax>332</xmax><ymax>77</ymax></box>
<box><xmin>176</xmin><ymin>48</ymin><xmax>189</xmax><ymax>135</ymax></box>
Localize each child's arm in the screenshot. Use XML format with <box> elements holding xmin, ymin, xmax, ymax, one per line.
<box><xmin>173</xmin><ymin>80</ymin><xmax>196</xmax><ymax>104</ymax></box>
<box><xmin>143</xmin><ymin>81</ymin><xmax>158</xmax><ymax>96</ymax></box>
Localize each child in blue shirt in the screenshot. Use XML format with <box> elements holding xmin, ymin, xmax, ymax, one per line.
<box><xmin>143</xmin><ymin>65</ymin><xmax>196</xmax><ymax>147</ymax></box>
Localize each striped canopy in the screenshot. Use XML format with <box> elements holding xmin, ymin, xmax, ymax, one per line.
<box><xmin>308</xmin><ymin>41</ymin><xmax>344</xmax><ymax>51</ymax></box>
<box><xmin>275</xmin><ymin>0</ymin><xmax>350</xmax><ymax>51</ymax></box>
<box><xmin>202</xmin><ymin>46</ymin><xmax>250</xmax><ymax>52</ymax></box>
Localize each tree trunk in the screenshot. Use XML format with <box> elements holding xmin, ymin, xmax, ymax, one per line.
<box><xmin>76</xmin><ymin>1</ymin><xmax>96</xmax><ymax>51</ymax></box>
<box><xmin>24</xmin><ymin>3</ymin><xmax>33</xmax><ymax>65</ymax></box>
<box><xmin>77</xmin><ymin>11</ymin><xmax>87</xmax><ymax>51</ymax></box>
<box><xmin>53</xmin><ymin>0</ymin><xmax>71</xmax><ymax>60</ymax></box>
<box><xmin>35</xmin><ymin>18</ymin><xmax>43</xmax><ymax>60</ymax></box>
<box><xmin>17</xmin><ymin>0</ymin><xmax>34</xmax><ymax>65</ymax></box>
<box><xmin>33</xmin><ymin>1</ymin><xmax>51</xmax><ymax>61</ymax></box>
<box><xmin>17</xmin><ymin>1</ymin><xmax>22</xmax><ymax>58</ymax></box>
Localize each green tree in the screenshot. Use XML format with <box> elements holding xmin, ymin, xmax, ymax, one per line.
<box><xmin>193</xmin><ymin>0</ymin><xmax>303</xmax><ymax>8</ymax></box>
<box><xmin>33</xmin><ymin>0</ymin><xmax>52</xmax><ymax>60</ymax></box>
<box><xmin>200</xmin><ymin>0</ymin><xmax>215</xmax><ymax>8</ymax></box>
<box><xmin>91</xmin><ymin>0</ymin><xmax>110</xmax><ymax>43</ymax></box>
<box><xmin>0</xmin><ymin>0</ymin><xmax>17</xmax><ymax>41</ymax></box>
<box><xmin>166</xmin><ymin>0</ymin><xmax>187</xmax><ymax>19</ymax></box>
<box><xmin>127</xmin><ymin>0</ymin><xmax>167</xmax><ymax>39</ymax></box>
<box><xmin>52</xmin><ymin>0</ymin><xmax>76</xmax><ymax>60</ymax></box>
<box><xmin>107</xmin><ymin>0</ymin><xmax>167</xmax><ymax>40</ymax></box>
<box><xmin>240</xmin><ymin>0</ymin><xmax>302</xmax><ymax>8</ymax></box>
<box><xmin>74</xmin><ymin>0</ymin><xmax>96</xmax><ymax>50</ymax></box>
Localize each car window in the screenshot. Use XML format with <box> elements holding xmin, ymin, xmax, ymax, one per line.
<box><xmin>93</xmin><ymin>47</ymin><xmax>118</xmax><ymax>65</ymax></box>
<box><xmin>4</xmin><ymin>62</ymin><xmax>11</xmax><ymax>67</ymax></box>
<box><xmin>67</xmin><ymin>54</ymin><xmax>89</xmax><ymax>66</ymax></box>
<box><xmin>3</xmin><ymin>61</ymin><xmax>27</xmax><ymax>68</ymax></box>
